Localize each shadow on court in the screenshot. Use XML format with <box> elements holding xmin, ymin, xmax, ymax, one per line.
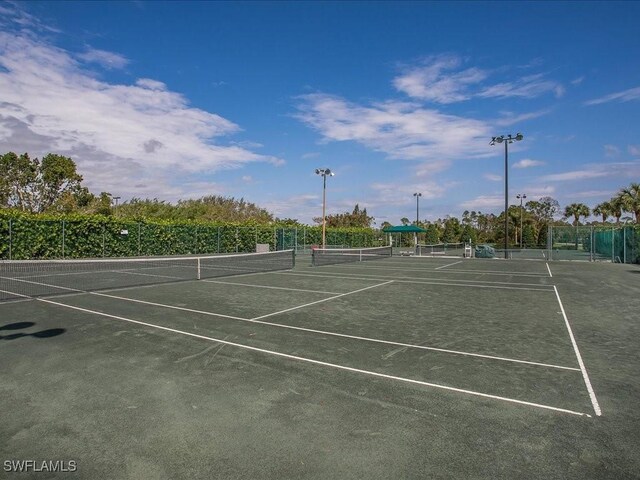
<box><xmin>0</xmin><ymin>321</ymin><xmax>66</xmax><ymax>341</ymax></box>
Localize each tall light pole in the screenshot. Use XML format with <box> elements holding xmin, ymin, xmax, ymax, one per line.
<box><xmin>516</xmin><ymin>193</ymin><xmax>527</xmax><ymax>249</ymax></box>
<box><xmin>413</xmin><ymin>192</ymin><xmax>422</xmax><ymax>250</ymax></box>
<box><xmin>113</xmin><ymin>196</ymin><xmax>121</xmax><ymax>216</ymax></box>
<box><xmin>315</xmin><ymin>168</ymin><xmax>334</xmax><ymax>248</ymax></box>
<box><xmin>413</xmin><ymin>192</ymin><xmax>422</xmax><ymax>225</ymax></box>
<box><xmin>490</xmin><ymin>133</ymin><xmax>523</xmax><ymax>259</ymax></box>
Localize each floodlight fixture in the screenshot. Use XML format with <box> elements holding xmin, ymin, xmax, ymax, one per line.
<box><xmin>315</xmin><ymin>168</ymin><xmax>335</xmax><ymax>248</ymax></box>
<box><xmin>491</xmin><ymin>133</ymin><xmax>524</xmax><ymax>258</ymax></box>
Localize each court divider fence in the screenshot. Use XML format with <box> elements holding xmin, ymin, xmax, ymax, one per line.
<box><xmin>0</xmin><ymin>215</ymin><xmax>385</xmax><ymax>260</ymax></box>
<box><xmin>547</xmin><ymin>225</ymin><xmax>638</xmax><ymax>263</ymax></box>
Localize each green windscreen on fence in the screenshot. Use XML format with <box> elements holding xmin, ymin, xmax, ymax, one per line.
<box><xmin>548</xmin><ymin>225</ymin><xmax>638</xmax><ymax>263</ymax></box>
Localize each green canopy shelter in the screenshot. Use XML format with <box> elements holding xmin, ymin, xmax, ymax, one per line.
<box><xmin>382</xmin><ymin>225</ymin><xmax>427</xmax><ymax>251</ymax></box>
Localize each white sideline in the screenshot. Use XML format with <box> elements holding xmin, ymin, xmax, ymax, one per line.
<box><xmin>36</xmin><ymin>297</ymin><xmax>590</xmax><ymax>417</ymax></box>
<box><xmin>553</xmin><ymin>285</ymin><xmax>601</xmax><ymax>416</ymax></box>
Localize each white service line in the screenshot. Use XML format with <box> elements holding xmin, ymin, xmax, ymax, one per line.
<box><xmin>251</xmin><ymin>281</ymin><xmax>394</xmax><ymax>320</ymax></box>
<box><xmin>553</xmin><ymin>285</ymin><xmax>601</xmax><ymax>417</ymax></box>
<box><xmin>546</xmin><ymin>263</ymin><xmax>553</xmax><ymax>277</ymax></box>
<box><xmin>89</xmin><ymin>290</ymin><xmax>578</xmax><ymax>371</ymax></box>
<box><xmin>276</xmin><ymin>271</ymin><xmax>554</xmax><ymax>292</ymax></box>
<box><xmin>36</xmin><ymin>297</ymin><xmax>589</xmax><ymax>417</ymax></box>
<box><xmin>308</xmin><ymin>262</ymin><xmax>550</xmax><ymax>277</ymax></box>
<box><xmin>435</xmin><ymin>260</ymin><xmax>463</xmax><ymax>270</ymax></box>
<box><xmin>201</xmin><ymin>279</ymin><xmax>341</xmax><ymax>295</ymax></box>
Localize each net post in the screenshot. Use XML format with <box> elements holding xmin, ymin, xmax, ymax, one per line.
<box><xmin>291</xmin><ymin>249</ymin><xmax>296</xmax><ymax>268</ymax></box>
<box><xmin>197</xmin><ymin>257</ymin><xmax>201</xmax><ymax>280</ymax></box>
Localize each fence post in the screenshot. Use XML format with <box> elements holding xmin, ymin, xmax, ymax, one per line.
<box><xmin>138</xmin><ymin>223</ymin><xmax>142</xmax><ymax>256</ymax></box>
<box><xmin>590</xmin><ymin>226</ymin><xmax>594</xmax><ymax>262</ymax></box>
<box><xmin>102</xmin><ymin>224</ymin><xmax>106</xmax><ymax>257</ymax></box>
<box><xmin>217</xmin><ymin>227</ymin><xmax>221</xmax><ymax>253</ymax></box>
<box><xmin>547</xmin><ymin>225</ymin><xmax>552</xmax><ymax>261</ymax></box>
<box><xmin>623</xmin><ymin>227</ymin><xmax>627</xmax><ymax>263</ymax></box>
<box><xmin>611</xmin><ymin>227</ymin><xmax>614</xmax><ymax>262</ymax></box>
<box><xmin>62</xmin><ymin>219</ymin><xmax>66</xmax><ymax>259</ymax></box>
<box><xmin>8</xmin><ymin>218</ymin><xmax>12</xmax><ymax>260</ymax></box>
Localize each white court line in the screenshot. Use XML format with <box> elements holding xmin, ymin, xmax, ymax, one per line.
<box><xmin>36</xmin><ymin>297</ymin><xmax>589</xmax><ymax>417</ymax></box>
<box><xmin>0</xmin><ymin>275</ymin><xmax>83</xmax><ymax>293</ymax></box>
<box><xmin>546</xmin><ymin>263</ymin><xmax>553</xmax><ymax>277</ymax></box>
<box><xmin>276</xmin><ymin>271</ymin><xmax>554</xmax><ymax>292</ymax></box>
<box><xmin>251</xmin><ymin>281</ymin><xmax>394</xmax><ymax>320</ymax></box>
<box><xmin>553</xmin><ymin>286</ymin><xmax>601</xmax><ymax>417</ymax></box>
<box><xmin>91</xmin><ymin>290</ymin><xmax>578</xmax><ymax>372</ymax></box>
<box><xmin>201</xmin><ymin>279</ymin><xmax>340</xmax><ymax>295</ymax></box>
<box><xmin>308</xmin><ymin>263</ymin><xmax>550</xmax><ymax>277</ymax></box>
<box><xmin>435</xmin><ymin>261</ymin><xmax>463</xmax><ymax>270</ymax></box>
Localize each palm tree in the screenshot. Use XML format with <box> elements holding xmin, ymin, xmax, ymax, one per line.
<box><xmin>620</xmin><ymin>183</ymin><xmax>640</xmax><ymax>223</ymax></box>
<box><xmin>609</xmin><ymin>195</ymin><xmax>625</xmax><ymax>224</ymax></box>
<box><xmin>400</xmin><ymin>217</ymin><xmax>410</xmax><ymax>226</ymax></box>
<box><xmin>592</xmin><ymin>201</ymin><xmax>612</xmax><ymax>223</ymax></box>
<box><xmin>564</xmin><ymin>203</ymin><xmax>591</xmax><ymax>226</ymax></box>
<box><xmin>564</xmin><ymin>203</ymin><xmax>590</xmax><ymax>250</ymax></box>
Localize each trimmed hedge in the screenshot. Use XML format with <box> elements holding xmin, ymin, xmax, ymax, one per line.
<box><xmin>0</xmin><ymin>211</ymin><xmax>383</xmax><ymax>260</ymax></box>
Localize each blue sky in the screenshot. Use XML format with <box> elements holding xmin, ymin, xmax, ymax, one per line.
<box><xmin>1</xmin><ymin>1</ymin><xmax>639</xmax><ymax>224</ymax></box>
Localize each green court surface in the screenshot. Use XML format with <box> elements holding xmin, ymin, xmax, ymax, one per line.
<box><xmin>1</xmin><ymin>255</ymin><xmax>639</xmax><ymax>479</ymax></box>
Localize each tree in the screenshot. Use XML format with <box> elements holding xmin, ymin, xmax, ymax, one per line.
<box><xmin>620</xmin><ymin>183</ymin><xmax>640</xmax><ymax>223</ymax></box>
<box><xmin>609</xmin><ymin>196</ymin><xmax>625</xmax><ymax>224</ymax></box>
<box><xmin>314</xmin><ymin>204</ymin><xmax>374</xmax><ymax>228</ymax></box>
<box><xmin>592</xmin><ymin>201</ymin><xmax>612</xmax><ymax>223</ymax></box>
<box><xmin>564</xmin><ymin>203</ymin><xmax>591</xmax><ymax>226</ymax></box>
<box><xmin>0</xmin><ymin>152</ymin><xmax>84</xmax><ymax>213</ymax></box>
<box><xmin>441</xmin><ymin>217</ymin><xmax>462</xmax><ymax>243</ymax></box>
<box><xmin>400</xmin><ymin>217</ymin><xmax>410</xmax><ymax>226</ymax></box>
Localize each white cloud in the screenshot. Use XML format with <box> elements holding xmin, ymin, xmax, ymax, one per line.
<box><xmin>604</xmin><ymin>144</ymin><xmax>620</xmax><ymax>157</ymax></box>
<box><xmin>479</xmin><ymin>73</ymin><xmax>564</xmax><ymax>100</ymax></box>
<box><xmin>0</xmin><ymin>30</ymin><xmax>283</xmax><ymax>200</ymax></box>
<box><xmin>513</xmin><ymin>158</ymin><xmax>545</xmax><ymax>169</ymax></box>
<box><xmin>483</xmin><ymin>173</ymin><xmax>502</xmax><ymax>181</ymax></box>
<box><xmin>459</xmin><ymin>195</ymin><xmax>503</xmax><ymax>209</ymax></box>
<box><xmin>393</xmin><ymin>54</ymin><xmax>487</xmax><ymax>104</ymax></box>
<box><xmin>78</xmin><ymin>48</ymin><xmax>129</xmax><ymax>69</ymax></box>
<box><xmin>571</xmin><ymin>76</ymin><xmax>585</xmax><ymax>85</ymax></box>
<box><xmin>369</xmin><ymin>181</ymin><xmax>446</xmax><ymax>207</ymax></box>
<box><xmin>585</xmin><ymin>86</ymin><xmax>640</xmax><ymax>105</ymax></box>
<box><xmin>495</xmin><ymin>109</ymin><xmax>552</xmax><ymax>127</ymax></box>
<box><xmin>393</xmin><ymin>55</ymin><xmax>563</xmax><ymax>104</ymax></box>
<box><xmin>540</xmin><ymin>161</ymin><xmax>640</xmax><ymax>182</ymax></box>
<box><xmin>295</xmin><ymin>94</ymin><xmax>492</xmax><ymax>161</ymax></box>
<box><xmin>414</xmin><ymin>159</ymin><xmax>451</xmax><ymax>177</ymax></box>
<box><xmin>541</xmin><ymin>170</ymin><xmax>609</xmax><ymax>181</ymax></box>
<box><xmin>628</xmin><ymin>145</ymin><xmax>640</xmax><ymax>157</ymax></box>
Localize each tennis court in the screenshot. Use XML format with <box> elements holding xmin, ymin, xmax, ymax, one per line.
<box><xmin>1</xmin><ymin>250</ymin><xmax>639</xmax><ymax>478</ymax></box>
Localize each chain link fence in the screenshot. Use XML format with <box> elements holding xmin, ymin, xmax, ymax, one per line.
<box><xmin>547</xmin><ymin>225</ymin><xmax>638</xmax><ymax>263</ymax></box>
<box><xmin>0</xmin><ymin>217</ymin><xmax>384</xmax><ymax>260</ymax></box>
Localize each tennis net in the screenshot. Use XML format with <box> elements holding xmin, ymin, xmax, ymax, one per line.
<box><xmin>311</xmin><ymin>246</ymin><xmax>392</xmax><ymax>266</ymax></box>
<box><xmin>0</xmin><ymin>250</ymin><xmax>295</xmax><ymax>302</ymax></box>
<box><xmin>417</xmin><ymin>242</ymin><xmax>465</xmax><ymax>256</ymax></box>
